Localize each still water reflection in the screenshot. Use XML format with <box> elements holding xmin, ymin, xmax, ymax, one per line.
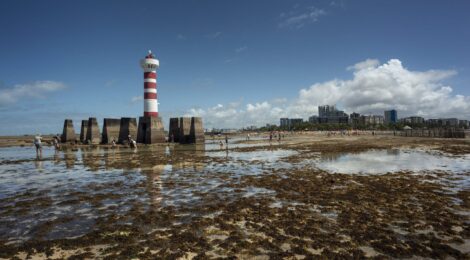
<box><xmin>317</xmin><ymin>149</ymin><xmax>470</xmax><ymax>174</ymax></box>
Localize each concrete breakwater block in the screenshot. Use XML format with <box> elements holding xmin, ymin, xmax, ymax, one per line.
<box><xmin>86</xmin><ymin>117</ymin><xmax>101</xmax><ymax>144</ymax></box>
<box><xmin>102</xmin><ymin>118</ymin><xmax>121</xmax><ymax>144</ymax></box>
<box><xmin>175</xmin><ymin>117</ymin><xmax>204</xmax><ymax>144</ymax></box>
<box><xmin>119</xmin><ymin>117</ymin><xmax>138</xmax><ymax>144</ymax></box>
<box><xmin>61</xmin><ymin>119</ymin><xmax>76</xmax><ymax>143</ymax></box>
<box><xmin>168</xmin><ymin>118</ymin><xmax>180</xmax><ymax>142</ymax></box>
<box><xmin>190</xmin><ymin>117</ymin><xmax>205</xmax><ymax>143</ymax></box>
<box><xmin>179</xmin><ymin>117</ymin><xmax>192</xmax><ymax>144</ymax></box>
<box><xmin>79</xmin><ymin>120</ymin><xmax>88</xmax><ymax>143</ymax></box>
<box><xmin>137</xmin><ymin>116</ymin><xmax>166</xmax><ymax>144</ymax></box>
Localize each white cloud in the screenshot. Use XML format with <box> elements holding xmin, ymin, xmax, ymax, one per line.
<box><xmin>279</xmin><ymin>6</ymin><xmax>326</xmax><ymax>29</ymax></box>
<box><xmin>0</xmin><ymin>81</ymin><xmax>66</xmax><ymax>107</ymax></box>
<box><xmin>176</xmin><ymin>34</ymin><xmax>186</xmax><ymax>40</ymax></box>
<box><xmin>330</xmin><ymin>1</ymin><xmax>345</xmax><ymax>8</ymax></box>
<box><xmin>300</xmin><ymin>59</ymin><xmax>462</xmax><ymax>118</ymax></box>
<box><xmin>185</xmin><ymin>59</ymin><xmax>469</xmax><ymax>129</ymax></box>
<box><xmin>235</xmin><ymin>46</ymin><xmax>247</xmax><ymax>53</ymax></box>
<box><xmin>207</xmin><ymin>31</ymin><xmax>222</xmax><ymax>39</ymax></box>
<box><xmin>347</xmin><ymin>59</ymin><xmax>380</xmax><ymax>71</ymax></box>
<box><xmin>131</xmin><ymin>96</ymin><xmax>143</xmax><ymax>103</ymax></box>
<box><xmin>271</xmin><ymin>98</ymin><xmax>288</xmax><ymax>105</ymax></box>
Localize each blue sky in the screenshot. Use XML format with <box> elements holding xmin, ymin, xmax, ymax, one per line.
<box><xmin>1</xmin><ymin>0</ymin><xmax>469</xmax><ymax>134</ymax></box>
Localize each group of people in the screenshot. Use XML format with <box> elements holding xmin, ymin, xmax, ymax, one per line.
<box><xmin>110</xmin><ymin>135</ymin><xmax>136</xmax><ymax>148</ymax></box>
<box><xmin>33</xmin><ymin>134</ymin><xmax>138</xmax><ymax>158</ymax></box>
<box><xmin>269</xmin><ymin>131</ymin><xmax>283</xmax><ymax>142</ymax></box>
<box><xmin>33</xmin><ymin>134</ymin><xmax>61</xmax><ymax>158</ymax></box>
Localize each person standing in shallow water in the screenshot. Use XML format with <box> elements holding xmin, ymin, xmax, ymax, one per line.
<box><xmin>127</xmin><ymin>135</ymin><xmax>137</xmax><ymax>148</ymax></box>
<box><xmin>33</xmin><ymin>134</ymin><xmax>42</xmax><ymax>158</ymax></box>
<box><xmin>53</xmin><ymin>135</ymin><xmax>60</xmax><ymax>150</ymax></box>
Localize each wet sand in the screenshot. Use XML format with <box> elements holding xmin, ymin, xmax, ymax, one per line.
<box><xmin>0</xmin><ymin>133</ymin><xmax>469</xmax><ymax>259</ymax></box>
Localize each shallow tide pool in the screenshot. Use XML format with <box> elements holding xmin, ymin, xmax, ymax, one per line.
<box><xmin>316</xmin><ymin>149</ymin><xmax>470</xmax><ymax>174</ymax></box>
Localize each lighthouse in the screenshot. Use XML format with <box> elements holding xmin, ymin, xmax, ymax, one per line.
<box><xmin>136</xmin><ymin>50</ymin><xmax>166</xmax><ymax>144</ymax></box>
<box><xmin>140</xmin><ymin>50</ymin><xmax>159</xmax><ymax>117</ymax></box>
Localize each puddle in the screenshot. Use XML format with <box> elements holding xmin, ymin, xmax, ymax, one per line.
<box><xmin>316</xmin><ymin>149</ymin><xmax>470</xmax><ymax>175</ymax></box>
<box><xmin>207</xmin><ymin>149</ymin><xmax>298</xmax><ymax>162</ymax></box>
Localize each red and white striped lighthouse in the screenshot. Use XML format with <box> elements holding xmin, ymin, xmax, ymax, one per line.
<box><xmin>140</xmin><ymin>50</ymin><xmax>159</xmax><ymax>117</ymax></box>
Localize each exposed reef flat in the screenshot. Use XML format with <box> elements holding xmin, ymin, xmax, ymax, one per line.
<box><xmin>0</xmin><ymin>133</ymin><xmax>469</xmax><ymax>259</ymax></box>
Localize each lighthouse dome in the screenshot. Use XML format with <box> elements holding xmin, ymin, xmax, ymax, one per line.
<box><xmin>140</xmin><ymin>50</ymin><xmax>159</xmax><ymax>72</ymax></box>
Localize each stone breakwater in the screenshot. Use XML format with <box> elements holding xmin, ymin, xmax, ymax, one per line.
<box><xmin>61</xmin><ymin>116</ymin><xmax>204</xmax><ymax>145</ymax></box>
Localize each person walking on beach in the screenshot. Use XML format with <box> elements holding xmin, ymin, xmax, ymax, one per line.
<box><xmin>34</xmin><ymin>134</ymin><xmax>42</xmax><ymax>158</ymax></box>
<box><xmin>127</xmin><ymin>135</ymin><xmax>137</xmax><ymax>148</ymax></box>
<box><xmin>52</xmin><ymin>135</ymin><xmax>60</xmax><ymax>150</ymax></box>
<box><xmin>130</xmin><ymin>138</ymin><xmax>137</xmax><ymax>148</ymax></box>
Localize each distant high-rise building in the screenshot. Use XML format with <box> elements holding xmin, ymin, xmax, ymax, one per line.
<box><xmin>426</xmin><ymin>119</ymin><xmax>440</xmax><ymax>127</ymax></box>
<box><xmin>280</xmin><ymin>118</ymin><xmax>289</xmax><ymax>128</ymax></box>
<box><xmin>318</xmin><ymin>105</ymin><xmax>349</xmax><ymax>124</ymax></box>
<box><xmin>350</xmin><ymin>112</ymin><xmax>361</xmax><ymax>127</ymax></box>
<box><xmin>400</xmin><ymin>116</ymin><xmax>425</xmax><ymax>125</ymax></box>
<box><xmin>280</xmin><ymin>118</ymin><xmax>303</xmax><ymax>129</ymax></box>
<box><xmin>360</xmin><ymin>115</ymin><xmax>385</xmax><ymax>126</ymax></box>
<box><xmin>384</xmin><ymin>110</ymin><xmax>397</xmax><ymax>124</ymax></box>
<box><xmin>308</xmin><ymin>115</ymin><xmax>318</xmax><ymax>124</ymax></box>
<box><xmin>459</xmin><ymin>120</ymin><xmax>469</xmax><ymax>128</ymax></box>
<box><xmin>289</xmin><ymin>118</ymin><xmax>303</xmax><ymax>128</ymax></box>
<box><xmin>319</xmin><ymin>105</ymin><xmax>336</xmax><ymax>118</ymax></box>
<box><xmin>441</xmin><ymin>118</ymin><xmax>459</xmax><ymax>127</ymax></box>
<box><xmin>427</xmin><ymin>118</ymin><xmax>468</xmax><ymax>128</ymax></box>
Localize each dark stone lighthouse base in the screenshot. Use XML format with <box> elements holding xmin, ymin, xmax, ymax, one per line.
<box><xmin>137</xmin><ymin>116</ymin><xmax>166</xmax><ymax>144</ymax></box>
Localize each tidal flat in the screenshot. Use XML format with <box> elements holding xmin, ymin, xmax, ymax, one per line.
<box><xmin>0</xmin><ymin>133</ymin><xmax>469</xmax><ymax>259</ymax></box>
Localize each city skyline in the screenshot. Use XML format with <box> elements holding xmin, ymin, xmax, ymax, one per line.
<box><xmin>281</xmin><ymin>106</ymin><xmax>469</xmax><ymax>128</ymax></box>
<box><xmin>1</xmin><ymin>1</ymin><xmax>470</xmax><ymax>134</ymax></box>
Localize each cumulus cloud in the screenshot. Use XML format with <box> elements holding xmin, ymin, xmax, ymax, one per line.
<box><xmin>299</xmin><ymin>59</ymin><xmax>462</xmax><ymax>118</ymax></box>
<box><xmin>0</xmin><ymin>81</ymin><xmax>66</xmax><ymax>107</ymax></box>
<box><xmin>279</xmin><ymin>6</ymin><xmax>326</xmax><ymax>29</ymax></box>
<box><xmin>346</xmin><ymin>59</ymin><xmax>380</xmax><ymax>71</ymax></box>
<box><xmin>185</xmin><ymin>58</ymin><xmax>469</xmax><ymax>129</ymax></box>
<box><xmin>185</xmin><ymin>102</ymin><xmax>285</xmax><ymax>129</ymax></box>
